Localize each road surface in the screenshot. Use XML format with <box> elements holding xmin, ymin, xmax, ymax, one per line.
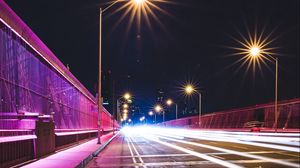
<box><xmin>86</xmin><ymin>127</ymin><xmax>300</xmax><ymax>168</ymax></box>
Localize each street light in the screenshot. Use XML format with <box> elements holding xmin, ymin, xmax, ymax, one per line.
<box><xmin>184</xmin><ymin>84</ymin><xmax>202</xmax><ymax>127</ymax></box>
<box><xmin>123</xmin><ymin>103</ymin><xmax>129</xmax><ymax>109</ymax></box>
<box><xmin>123</xmin><ymin>113</ymin><xmax>128</xmax><ymax>120</ymax></box>
<box><xmin>185</xmin><ymin>84</ymin><xmax>194</xmax><ymax>94</ymax></box>
<box><xmin>232</xmin><ymin>30</ymin><xmax>279</xmax><ymax>132</ymax></box>
<box><xmin>166</xmin><ymin>99</ymin><xmax>178</xmax><ymax>120</ymax></box>
<box><xmin>148</xmin><ymin>110</ymin><xmax>156</xmax><ymax>124</ymax></box>
<box><xmin>249</xmin><ymin>46</ymin><xmax>261</xmax><ymax>57</ymax></box>
<box><xmin>154</xmin><ymin>104</ymin><xmax>163</xmax><ymax>113</ymax></box>
<box><xmin>134</xmin><ymin>0</ymin><xmax>146</xmax><ymax>5</ymax></box>
<box><xmin>123</xmin><ymin>93</ymin><xmax>131</xmax><ymax>100</ymax></box>
<box><xmin>155</xmin><ymin>104</ymin><xmax>165</xmax><ymax>123</ymax></box>
<box><xmin>247</xmin><ymin>46</ymin><xmax>279</xmax><ymax>132</ymax></box>
<box><xmin>98</xmin><ymin>0</ymin><xmax>164</xmax><ymax>143</ymax></box>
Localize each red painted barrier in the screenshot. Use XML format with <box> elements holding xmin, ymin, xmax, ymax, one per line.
<box><xmin>159</xmin><ymin>99</ymin><xmax>300</xmax><ymax>130</ymax></box>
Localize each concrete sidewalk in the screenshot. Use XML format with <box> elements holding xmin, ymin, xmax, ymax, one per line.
<box><xmin>21</xmin><ymin>132</ymin><xmax>119</xmax><ymax>168</ymax></box>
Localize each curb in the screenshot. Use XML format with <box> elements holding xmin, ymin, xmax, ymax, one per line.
<box><xmin>75</xmin><ymin>132</ymin><xmax>120</xmax><ymax>168</ymax></box>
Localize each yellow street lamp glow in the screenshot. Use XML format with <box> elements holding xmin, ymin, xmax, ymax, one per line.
<box><xmin>123</xmin><ymin>104</ymin><xmax>129</xmax><ymax>109</ymax></box>
<box><xmin>133</xmin><ymin>0</ymin><xmax>146</xmax><ymax>5</ymax></box>
<box><xmin>123</xmin><ymin>109</ymin><xmax>128</xmax><ymax>113</ymax></box>
<box><xmin>249</xmin><ymin>46</ymin><xmax>261</xmax><ymax>57</ymax></box>
<box><xmin>154</xmin><ymin>105</ymin><xmax>163</xmax><ymax>112</ymax></box>
<box><xmin>148</xmin><ymin>111</ymin><xmax>154</xmax><ymax>116</ymax></box>
<box><xmin>185</xmin><ymin>84</ymin><xmax>195</xmax><ymax>94</ymax></box>
<box><xmin>166</xmin><ymin>99</ymin><xmax>173</xmax><ymax>106</ymax></box>
<box><xmin>123</xmin><ymin>93</ymin><xmax>131</xmax><ymax>100</ymax></box>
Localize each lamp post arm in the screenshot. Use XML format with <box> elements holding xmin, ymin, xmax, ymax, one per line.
<box><xmin>102</xmin><ymin>0</ymin><xmax>122</xmax><ymax>13</ymax></box>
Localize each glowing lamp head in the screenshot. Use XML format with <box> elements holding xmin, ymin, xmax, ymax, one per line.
<box><xmin>154</xmin><ymin>105</ymin><xmax>163</xmax><ymax>112</ymax></box>
<box><xmin>185</xmin><ymin>85</ymin><xmax>194</xmax><ymax>94</ymax></box>
<box><xmin>123</xmin><ymin>104</ymin><xmax>129</xmax><ymax>109</ymax></box>
<box><xmin>148</xmin><ymin>111</ymin><xmax>154</xmax><ymax>116</ymax></box>
<box><xmin>133</xmin><ymin>0</ymin><xmax>146</xmax><ymax>5</ymax></box>
<box><xmin>123</xmin><ymin>114</ymin><xmax>128</xmax><ymax>120</ymax></box>
<box><xmin>123</xmin><ymin>109</ymin><xmax>128</xmax><ymax>113</ymax></box>
<box><xmin>166</xmin><ymin>99</ymin><xmax>173</xmax><ymax>106</ymax></box>
<box><xmin>249</xmin><ymin>46</ymin><xmax>261</xmax><ymax>57</ymax></box>
<box><xmin>123</xmin><ymin>93</ymin><xmax>131</xmax><ymax>100</ymax></box>
<box><xmin>128</xmin><ymin>119</ymin><xmax>132</xmax><ymax>122</ymax></box>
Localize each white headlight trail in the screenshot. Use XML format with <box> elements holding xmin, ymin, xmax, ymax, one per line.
<box><xmin>156</xmin><ymin>135</ymin><xmax>300</xmax><ymax>168</ymax></box>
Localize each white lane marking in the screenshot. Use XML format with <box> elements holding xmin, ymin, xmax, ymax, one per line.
<box><xmin>158</xmin><ymin>135</ymin><xmax>300</xmax><ymax>168</ymax></box>
<box><xmin>143</xmin><ymin>135</ymin><xmax>244</xmax><ymax>168</ymax></box>
<box><xmin>99</xmin><ymin>153</ymin><xmax>191</xmax><ymax>158</ymax></box>
<box><xmin>126</xmin><ymin>137</ymin><xmax>138</xmax><ymax>168</ymax></box>
<box><xmin>128</xmin><ymin>136</ymin><xmax>147</xmax><ymax>168</ymax></box>
<box><xmin>92</xmin><ymin>159</ymin><xmax>299</xmax><ymax>167</ymax></box>
<box><xmin>99</xmin><ymin>151</ymin><xmax>281</xmax><ymax>159</ymax></box>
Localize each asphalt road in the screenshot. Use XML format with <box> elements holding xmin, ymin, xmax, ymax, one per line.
<box><xmin>86</xmin><ymin>127</ymin><xmax>300</xmax><ymax>168</ymax></box>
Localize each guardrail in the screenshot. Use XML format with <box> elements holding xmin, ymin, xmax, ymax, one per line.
<box><xmin>0</xmin><ymin>1</ymin><xmax>120</xmax><ymax>167</ymax></box>
<box><xmin>158</xmin><ymin>98</ymin><xmax>300</xmax><ymax>130</ymax></box>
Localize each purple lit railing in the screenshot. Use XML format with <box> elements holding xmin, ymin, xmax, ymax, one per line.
<box><xmin>0</xmin><ymin>1</ymin><xmax>120</xmax><ymax>166</ymax></box>
<box><xmin>0</xmin><ymin>1</ymin><xmax>99</xmax><ymax>130</ymax></box>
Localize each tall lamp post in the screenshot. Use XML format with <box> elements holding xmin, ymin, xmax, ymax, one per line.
<box><xmin>166</xmin><ymin>99</ymin><xmax>178</xmax><ymax>120</ymax></box>
<box><xmin>185</xmin><ymin>85</ymin><xmax>202</xmax><ymax>127</ymax></box>
<box><xmin>149</xmin><ymin>111</ymin><xmax>156</xmax><ymax>124</ymax></box>
<box><xmin>247</xmin><ymin>47</ymin><xmax>279</xmax><ymax>132</ymax></box>
<box><xmin>97</xmin><ymin>0</ymin><xmax>158</xmax><ymax>143</ymax></box>
<box><xmin>154</xmin><ymin>104</ymin><xmax>164</xmax><ymax>123</ymax></box>
<box><xmin>98</xmin><ymin>0</ymin><xmax>121</xmax><ymax>145</ymax></box>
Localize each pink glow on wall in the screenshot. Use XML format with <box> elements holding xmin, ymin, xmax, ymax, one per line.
<box><xmin>0</xmin><ymin>1</ymin><xmax>120</xmax><ymax>131</ymax></box>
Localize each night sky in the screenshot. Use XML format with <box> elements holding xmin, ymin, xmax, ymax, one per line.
<box><xmin>5</xmin><ymin>0</ymin><xmax>299</xmax><ymax>116</ymax></box>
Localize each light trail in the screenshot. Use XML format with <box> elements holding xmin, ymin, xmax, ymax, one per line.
<box><xmin>121</xmin><ymin>126</ymin><xmax>300</xmax><ymax>167</ymax></box>
<box><xmin>156</xmin><ymin>135</ymin><xmax>300</xmax><ymax>168</ymax></box>
<box><xmin>131</xmin><ymin>127</ymin><xmax>300</xmax><ymax>152</ymax></box>
<box><xmin>143</xmin><ymin>134</ymin><xmax>245</xmax><ymax>168</ymax></box>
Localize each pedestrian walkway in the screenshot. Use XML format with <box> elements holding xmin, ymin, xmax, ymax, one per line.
<box><xmin>21</xmin><ymin>132</ymin><xmax>118</xmax><ymax>168</ymax></box>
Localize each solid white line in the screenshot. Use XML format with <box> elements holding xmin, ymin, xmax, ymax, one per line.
<box><xmin>89</xmin><ymin>159</ymin><xmax>299</xmax><ymax>167</ymax></box>
<box><xmin>128</xmin><ymin>136</ymin><xmax>147</xmax><ymax>168</ymax></box>
<box><xmin>126</xmin><ymin>137</ymin><xmax>138</xmax><ymax>168</ymax></box>
<box><xmin>99</xmin><ymin>150</ymin><xmax>281</xmax><ymax>159</ymax></box>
